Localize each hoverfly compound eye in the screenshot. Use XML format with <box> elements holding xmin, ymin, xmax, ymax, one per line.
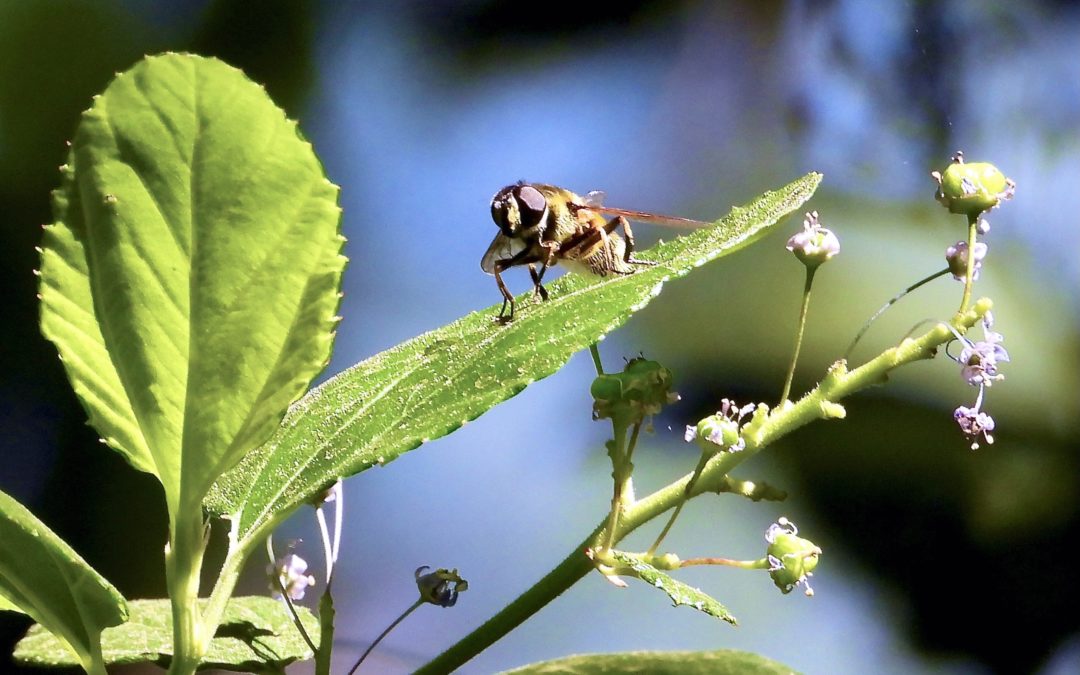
<box><xmin>514</xmin><ymin>184</ymin><xmax>547</xmax><ymax>228</ymax></box>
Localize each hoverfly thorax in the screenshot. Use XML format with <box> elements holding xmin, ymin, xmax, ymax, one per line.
<box><xmin>490</xmin><ymin>182</ymin><xmax>549</xmax><ymax>238</ymax></box>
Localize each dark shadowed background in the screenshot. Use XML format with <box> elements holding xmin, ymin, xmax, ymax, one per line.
<box><xmin>2</xmin><ymin>1</ymin><xmax>1078</xmax><ymax>673</ymax></box>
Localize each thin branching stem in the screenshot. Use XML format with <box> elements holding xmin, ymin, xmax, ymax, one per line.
<box><xmin>347</xmin><ymin>599</ymin><xmax>423</xmax><ymax>675</ymax></box>
<box><xmin>647</xmin><ymin>450</ymin><xmax>711</xmax><ymax>556</ymax></box>
<box><xmin>679</xmin><ymin>557</ymin><xmax>769</xmax><ymax>569</ymax></box>
<box><xmin>780</xmin><ymin>266</ymin><xmax>817</xmax><ymax>405</ymax></box>
<box><xmin>844</xmin><ymin>268</ymin><xmax>950</xmax><ymax>360</ymax></box>
<box><xmin>278</xmin><ymin>579</ymin><xmax>318</xmax><ymax>654</ymax></box>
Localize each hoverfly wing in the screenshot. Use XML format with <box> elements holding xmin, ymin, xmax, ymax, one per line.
<box><xmin>583</xmin><ymin>190</ymin><xmax>607</xmax><ymax>208</ymax></box>
<box><xmin>595</xmin><ymin>206</ymin><xmax>707</xmax><ymax>229</ymax></box>
<box><xmin>480</xmin><ymin>232</ymin><xmax>525</xmax><ymax>274</ymax></box>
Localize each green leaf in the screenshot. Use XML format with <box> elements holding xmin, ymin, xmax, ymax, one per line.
<box><xmin>207</xmin><ymin>174</ymin><xmax>821</xmax><ymax>547</ymax></box>
<box><xmin>0</xmin><ymin>592</ymin><xmax>23</xmax><ymax>613</ymax></box>
<box><xmin>498</xmin><ymin>649</ymin><xmax>800</xmax><ymax>674</ymax></box>
<box><xmin>607</xmin><ymin>550</ymin><xmax>736</xmax><ymax>624</ymax></box>
<box><xmin>15</xmin><ymin>596</ymin><xmax>317</xmax><ymax>672</ymax></box>
<box><xmin>0</xmin><ymin>489</ymin><xmax>127</xmax><ymax>670</ymax></box>
<box><xmin>38</xmin><ymin>53</ymin><xmax>346</xmax><ymax>511</ymax></box>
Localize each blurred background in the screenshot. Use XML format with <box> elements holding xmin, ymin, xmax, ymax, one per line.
<box><xmin>2</xmin><ymin>1</ymin><xmax>1078</xmax><ymax>673</ymax></box>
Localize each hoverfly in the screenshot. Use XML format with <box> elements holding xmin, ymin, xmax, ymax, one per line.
<box><xmin>481</xmin><ymin>182</ymin><xmax>705</xmax><ymax>321</ymax></box>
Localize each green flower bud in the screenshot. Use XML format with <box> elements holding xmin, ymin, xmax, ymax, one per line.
<box><xmin>591</xmin><ymin>357</ymin><xmax>679</xmax><ymax>424</ymax></box>
<box><xmin>688</xmin><ymin>414</ymin><xmax>741</xmax><ymax>449</ymax></box>
<box><xmin>683</xmin><ymin>398</ymin><xmax>755</xmax><ymax>453</ymax></box>
<box><xmin>931</xmin><ymin>151</ymin><xmax>1014</xmax><ymax>218</ymax></box>
<box><xmin>764</xmin><ymin>517</ymin><xmax>821</xmax><ymax>596</ymax></box>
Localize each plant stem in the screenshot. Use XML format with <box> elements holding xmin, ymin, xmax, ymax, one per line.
<box><xmin>414</xmin><ymin>300</ymin><xmax>991</xmax><ymax>675</ymax></box>
<box><xmin>315</xmin><ymin>586</ymin><xmax>336</xmax><ymax>675</ymax></box>
<box><xmin>279</xmin><ymin>582</ymin><xmax>318</xmax><ymax>654</ymax></box>
<box><xmin>85</xmin><ymin>637</ymin><xmax>108</xmax><ymax>675</ymax></box>
<box><xmin>348</xmin><ymin>599</ymin><xmax>423</xmax><ymax>674</ymax></box>
<box><xmin>589</xmin><ymin>343</ymin><xmax>604</xmax><ymax>375</ymax></box>
<box><xmin>958</xmin><ymin>216</ymin><xmax>979</xmax><ymax>314</ymax></box>
<box><xmin>844</xmin><ymin>268</ymin><xmax>950</xmax><ymax>360</ymax></box>
<box><xmin>679</xmin><ymin>557</ymin><xmax>769</xmax><ymax>569</ymax></box>
<box><xmin>601</xmin><ymin>421</ymin><xmax>631</xmax><ymax>551</ymax></box>
<box><xmin>165</xmin><ymin>508</ymin><xmax>208</xmax><ymax>675</ymax></box>
<box><xmin>779</xmin><ymin>266</ymin><xmax>817</xmax><ymax>405</ymax></box>
<box><xmin>647</xmin><ymin>450</ymin><xmax>711</xmax><ymax>556</ymax></box>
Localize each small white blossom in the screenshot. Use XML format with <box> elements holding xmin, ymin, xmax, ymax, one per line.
<box><xmin>786</xmin><ymin>211</ymin><xmax>840</xmax><ymax>268</ymax></box>
<box><xmin>268</xmin><ymin>553</ymin><xmax>316</xmax><ymax>601</ymax></box>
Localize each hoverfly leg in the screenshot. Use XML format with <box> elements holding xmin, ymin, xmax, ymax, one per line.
<box><xmin>605</xmin><ymin>215</ymin><xmax>657</xmax><ymax>267</ymax></box>
<box><xmin>493</xmin><ymin>263</ymin><xmax>516</xmax><ymax>322</ymax></box>
<box><xmin>528</xmin><ymin>264</ymin><xmax>550</xmax><ymax>302</ymax></box>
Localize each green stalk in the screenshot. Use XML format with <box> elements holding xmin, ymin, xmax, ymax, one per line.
<box><xmin>84</xmin><ymin>638</ymin><xmax>108</xmax><ymax>675</ymax></box>
<box><xmin>780</xmin><ymin>266</ymin><xmax>817</xmax><ymax>405</ymax></box>
<box><xmin>348</xmin><ymin>599</ymin><xmax>423</xmax><ymax>674</ymax></box>
<box><xmin>315</xmin><ymin>587</ymin><xmax>335</xmax><ymax>675</ymax></box>
<box><xmin>844</xmin><ymin>268</ymin><xmax>950</xmax><ymax>360</ymax></box>
<box><xmin>647</xmin><ymin>449</ymin><xmax>711</xmax><ymax>556</ymax></box>
<box><xmin>165</xmin><ymin>507</ymin><xmax>208</xmax><ymax>675</ymax></box>
<box><xmin>601</xmin><ymin>421</ymin><xmax>630</xmax><ymax>552</ymax></box>
<box><xmin>589</xmin><ymin>343</ymin><xmax>605</xmax><ymax>375</ymax></box>
<box><xmin>415</xmin><ymin>299</ymin><xmax>991</xmax><ymax>674</ymax></box>
<box><xmin>958</xmin><ymin>215</ymin><xmax>979</xmax><ymax>314</ymax></box>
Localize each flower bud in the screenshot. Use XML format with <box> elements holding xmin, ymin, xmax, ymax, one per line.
<box><xmin>415</xmin><ymin>566</ymin><xmax>468</xmax><ymax>607</ymax></box>
<box><xmin>687</xmin><ymin>414</ymin><xmax>741</xmax><ymax>450</ymax></box>
<box><xmin>945</xmin><ymin>240</ymin><xmax>988</xmax><ymax>281</ymax></box>
<box><xmin>931</xmin><ymin>152</ymin><xmax>1014</xmax><ymax>218</ymax></box>
<box><xmin>591</xmin><ymin>357</ymin><xmax>679</xmax><ymax>425</ymax></box>
<box><xmin>764</xmin><ymin>517</ymin><xmax>821</xmax><ymax>596</ymax></box>
<box><xmin>786</xmin><ymin>211</ymin><xmax>839</xmax><ymax>269</ymax></box>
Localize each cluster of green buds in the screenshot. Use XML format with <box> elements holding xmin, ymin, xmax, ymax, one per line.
<box><xmin>591</xmin><ymin>357</ymin><xmax>680</xmax><ymax>427</ymax></box>
<box><xmin>764</xmin><ymin>517</ymin><xmax>821</xmax><ymax>596</ymax></box>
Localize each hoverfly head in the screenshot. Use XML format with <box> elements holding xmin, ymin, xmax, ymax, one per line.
<box><xmin>491</xmin><ymin>182</ymin><xmax>548</xmax><ymax>237</ymax></box>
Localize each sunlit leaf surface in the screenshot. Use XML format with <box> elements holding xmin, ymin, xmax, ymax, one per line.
<box><xmin>206</xmin><ymin>174</ymin><xmax>821</xmax><ymax>549</ymax></box>
<box><xmin>14</xmin><ymin>596</ymin><xmax>317</xmax><ymax>672</ymax></box>
<box><xmin>499</xmin><ymin>648</ymin><xmax>800</xmax><ymax>674</ymax></box>
<box><xmin>38</xmin><ymin>53</ymin><xmax>345</xmax><ymax>511</ymax></box>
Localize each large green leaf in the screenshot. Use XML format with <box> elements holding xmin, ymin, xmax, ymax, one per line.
<box><xmin>14</xmin><ymin>596</ymin><xmax>317</xmax><ymax>672</ymax></box>
<box><xmin>0</xmin><ymin>489</ymin><xmax>127</xmax><ymax>671</ymax></box>
<box><xmin>206</xmin><ymin>174</ymin><xmax>821</xmax><ymax>546</ymax></box>
<box><xmin>499</xmin><ymin>649</ymin><xmax>800</xmax><ymax>674</ymax></box>
<box><xmin>38</xmin><ymin>53</ymin><xmax>346</xmax><ymax>511</ymax></box>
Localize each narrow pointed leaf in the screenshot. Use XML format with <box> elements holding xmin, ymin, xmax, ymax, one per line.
<box><xmin>206</xmin><ymin>174</ymin><xmax>820</xmax><ymax>549</ymax></box>
<box><xmin>607</xmin><ymin>550</ymin><xmax>735</xmax><ymax>624</ymax></box>
<box><xmin>0</xmin><ymin>489</ymin><xmax>127</xmax><ymax>670</ymax></box>
<box><xmin>14</xmin><ymin>596</ymin><xmax>317</xmax><ymax>672</ymax></box>
<box><xmin>38</xmin><ymin>53</ymin><xmax>346</xmax><ymax>510</ymax></box>
<box><xmin>499</xmin><ymin>649</ymin><xmax>800</xmax><ymax>674</ymax></box>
